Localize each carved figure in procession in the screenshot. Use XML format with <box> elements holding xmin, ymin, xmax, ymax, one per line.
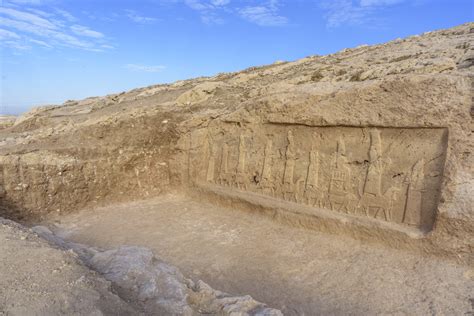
<box><xmin>327</xmin><ymin>137</ymin><xmax>358</xmax><ymax>213</ymax></box>
<box><xmin>363</xmin><ymin>129</ymin><xmax>384</xmax><ymax>196</ymax></box>
<box><xmin>329</xmin><ymin>138</ymin><xmax>351</xmax><ymax>196</ymax></box>
<box><xmin>235</xmin><ymin>134</ymin><xmax>250</xmax><ymax>190</ymax></box>
<box><xmin>259</xmin><ymin>139</ymin><xmax>276</xmax><ymax>196</ymax></box>
<box><xmin>358</xmin><ymin>186</ymin><xmax>401</xmax><ymax>221</ymax></box>
<box><xmin>282</xmin><ymin>130</ymin><xmax>304</xmax><ymax>202</ymax></box>
<box><xmin>358</xmin><ymin>129</ymin><xmax>403</xmax><ymax>222</ymax></box>
<box><xmin>218</xmin><ymin>143</ymin><xmax>233</xmax><ymax>186</ymax></box>
<box><xmin>206</xmin><ymin>137</ymin><xmax>216</xmax><ymax>183</ymax></box>
<box><xmin>403</xmin><ymin>159</ymin><xmax>425</xmax><ymax>227</ymax></box>
<box><xmin>304</xmin><ymin>133</ymin><xmax>324</xmax><ymax>206</ymax></box>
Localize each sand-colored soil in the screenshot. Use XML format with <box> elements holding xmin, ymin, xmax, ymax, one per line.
<box><xmin>0</xmin><ymin>219</ymin><xmax>135</xmax><ymax>315</ymax></box>
<box><xmin>46</xmin><ymin>194</ymin><xmax>474</xmax><ymax>316</ymax></box>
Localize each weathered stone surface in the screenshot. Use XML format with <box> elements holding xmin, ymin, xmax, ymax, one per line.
<box><xmin>0</xmin><ymin>218</ymin><xmax>136</xmax><ymax>315</ymax></box>
<box><xmin>0</xmin><ymin>23</ymin><xmax>472</xmax><ymax>262</ymax></box>
<box><xmin>32</xmin><ymin>225</ymin><xmax>283</xmax><ymax>315</ymax></box>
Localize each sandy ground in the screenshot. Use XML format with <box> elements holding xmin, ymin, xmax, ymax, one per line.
<box><xmin>46</xmin><ymin>194</ymin><xmax>474</xmax><ymax>316</ymax></box>
<box><xmin>0</xmin><ymin>219</ymin><xmax>136</xmax><ymax>315</ymax></box>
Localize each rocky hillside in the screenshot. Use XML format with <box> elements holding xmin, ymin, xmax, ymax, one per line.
<box><xmin>0</xmin><ymin>23</ymin><xmax>472</xmax><ymax>262</ymax></box>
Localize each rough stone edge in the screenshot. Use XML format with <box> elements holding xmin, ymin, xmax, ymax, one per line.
<box><xmin>26</xmin><ymin>223</ymin><xmax>282</xmax><ymax>316</ymax></box>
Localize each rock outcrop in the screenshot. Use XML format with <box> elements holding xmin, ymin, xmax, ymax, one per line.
<box><xmin>0</xmin><ymin>23</ymin><xmax>473</xmax><ymax>263</ymax></box>
<box><xmin>1</xmin><ymin>218</ymin><xmax>282</xmax><ymax>315</ymax></box>
<box><xmin>32</xmin><ymin>225</ymin><xmax>282</xmax><ymax>316</ymax></box>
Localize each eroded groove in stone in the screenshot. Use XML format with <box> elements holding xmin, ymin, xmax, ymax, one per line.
<box><xmin>186</xmin><ymin>125</ymin><xmax>448</xmax><ymax>232</ymax></box>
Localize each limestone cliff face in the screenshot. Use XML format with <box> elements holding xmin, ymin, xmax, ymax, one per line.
<box><xmin>0</xmin><ymin>23</ymin><xmax>472</xmax><ymax>262</ymax></box>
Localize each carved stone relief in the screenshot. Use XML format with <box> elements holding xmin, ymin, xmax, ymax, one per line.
<box><xmin>191</xmin><ymin>125</ymin><xmax>447</xmax><ymax>231</ymax></box>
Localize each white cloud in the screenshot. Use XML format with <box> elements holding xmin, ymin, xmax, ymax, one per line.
<box><xmin>180</xmin><ymin>0</ymin><xmax>288</xmax><ymax>26</ymax></box>
<box><xmin>210</xmin><ymin>0</ymin><xmax>230</xmax><ymax>6</ymax></box>
<box><xmin>29</xmin><ymin>38</ymin><xmax>52</xmax><ymax>48</ymax></box>
<box><xmin>100</xmin><ymin>44</ymin><xmax>115</xmax><ymax>49</ymax></box>
<box><xmin>0</xmin><ymin>28</ymin><xmax>20</xmax><ymax>40</ymax></box>
<box><xmin>54</xmin><ymin>8</ymin><xmax>77</xmax><ymax>22</ymax></box>
<box><xmin>238</xmin><ymin>0</ymin><xmax>288</xmax><ymax>27</ymax></box>
<box><xmin>25</xmin><ymin>8</ymin><xmax>53</xmax><ymax>18</ymax></box>
<box><xmin>125</xmin><ymin>10</ymin><xmax>158</xmax><ymax>24</ymax></box>
<box><xmin>0</xmin><ymin>17</ymin><xmax>91</xmax><ymax>48</ymax></box>
<box><xmin>360</xmin><ymin>0</ymin><xmax>404</xmax><ymax>6</ymax></box>
<box><xmin>321</xmin><ymin>0</ymin><xmax>407</xmax><ymax>27</ymax></box>
<box><xmin>239</xmin><ymin>6</ymin><xmax>287</xmax><ymax>26</ymax></box>
<box><xmin>0</xmin><ymin>6</ymin><xmax>111</xmax><ymax>52</ymax></box>
<box><xmin>125</xmin><ymin>64</ymin><xmax>166</xmax><ymax>73</ymax></box>
<box><xmin>71</xmin><ymin>25</ymin><xmax>104</xmax><ymax>38</ymax></box>
<box><xmin>184</xmin><ymin>0</ymin><xmax>229</xmax><ymax>25</ymax></box>
<box><xmin>0</xmin><ymin>7</ymin><xmax>57</xmax><ymax>29</ymax></box>
<box><xmin>5</xmin><ymin>0</ymin><xmax>48</xmax><ymax>5</ymax></box>
<box><xmin>321</xmin><ymin>0</ymin><xmax>367</xmax><ymax>27</ymax></box>
<box><xmin>185</xmin><ymin>0</ymin><xmax>208</xmax><ymax>11</ymax></box>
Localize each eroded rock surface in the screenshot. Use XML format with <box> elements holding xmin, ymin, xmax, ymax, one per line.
<box><xmin>0</xmin><ymin>23</ymin><xmax>473</xmax><ymax>263</ymax></box>
<box><xmin>32</xmin><ymin>225</ymin><xmax>282</xmax><ymax>316</ymax></box>
<box><xmin>0</xmin><ymin>218</ymin><xmax>282</xmax><ymax>315</ymax></box>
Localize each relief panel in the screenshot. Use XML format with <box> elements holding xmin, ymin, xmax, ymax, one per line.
<box><xmin>188</xmin><ymin>125</ymin><xmax>448</xmax><ymax>232</ymax></box>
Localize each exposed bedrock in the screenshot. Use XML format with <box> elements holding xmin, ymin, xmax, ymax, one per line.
<box><xmin>1</xmin><ymin>218</ymin><xmax>282</xmax><ymax>315</ymax></box>
<box><xmin>0</xmin><ymin>23</ymin><xmax>473</xmax><ymax>263</ymax></box>
<box><xmin>31</xmin><ymin>225</ymin><xmax>282</xmax><ymax>316</ymax></box>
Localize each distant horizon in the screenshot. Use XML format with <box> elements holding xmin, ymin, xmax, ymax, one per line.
<box><xmin>1</xmin><ymin>0</ymin><xmax>472</xmax><ymax>116</ymax></box>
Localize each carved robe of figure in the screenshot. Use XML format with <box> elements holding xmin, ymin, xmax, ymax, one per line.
<box><xmin>206</xmin><ymin>139</ymin><xmax>215</xmax><ymax>183</ymax></box>
<box><xmin>364</xmin><ymin>129</ymin><xmax>383</xmax><ymax>197</ymax></box>
<box><xmin>305</xmin><ymin>149</ymin><xmax>321</xmax><ymax>205</ymax></box>
<box><xmin>235</xmin><ymin>134</ymin><xmax>249</xmax><ymax>190</ymax></box>
<box><xmin>327</xmin><ymin>138</ymin><xmax>354</xmax><ymax>212</ymax></box>
<box><xmin>283</xmin><ymin>131</ymin><xmax>296</xmax><ymax>185</ymax></box>
<box><xmin>283</xmin><ymin>131</ymin><xmax>297</xmax><ymax>200</ymax></box>
<box><xmin>329</xmin><ymin>138</ymin><xmax>351</xmax><ymax>196</ymax></box>
<box><xmin>306</xmin><ymin>150</ymin><xmax>319</xmax><ymax>189</ymax></box>
<box><xmin>237</xmin><ymin>134</ymin><xmax>246</xmax><ymax>174</ymax></box>
<box><xmin>218</xmin><ymin>143</ymin><xmax>231</xmax><ymax>186</ymax></box>
<box><xmin>260</xmin><ymin>139</ymin><xmax>274</xmax><ymax>195</ymax></box>
<box><xmin>403</xmin><ymin>159</ymin><xmax>424</xmax><ymax>227</ymax></box>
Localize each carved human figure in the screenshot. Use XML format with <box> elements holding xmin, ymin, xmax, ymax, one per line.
<box><xmin>363</xmin><ymin>129</ymin><xmax>383</xmax><ymax>197</ymax></box>
<box><xmin>329</xmin><ymin>138</ymin><xmax>351</xmax><ymax>196</ymax></box>
<box><xmin>383</xmin><ymin>187</ymin><xmax>401</xmax><ymax>221</ymax></box>
<box><xmin>237</xmin><ymin>134</ymin><xmax>246</xmax><ymax>174</ymax></box>
<box><xmin>304</xmin><ymin>134</ymin><xmax>323</xmax><ymax>206</ymax></box>
<box><xmin>206</xmin><ymin>138</ymin><xmax>216</xmax><ymax>183</ymax></box>
<box><xmin>360</xmin><ymin>186</ymin><xmax>400</xmax><ymax>221</ymax></box>
<box><xmin>235</xmin><ymin>134</ymin><xmax>249</xmax><ymax>190</ymax></box>
<box><xmin>282</xmin><ymin>130</ymin><xmax>297</xmax><ymax>201</ymax></box>
<box><xmin>221</xmin><ymin>143</ymin><xmax>229</xmax><ymax>173</ymax></box>
<box><xmin>260</xmin><ymin>139</ymin><xmax>275</xmax><ymax>195</ymax></box>
<box><xmin>218</xmin><ymin>143</ymin><xmax>232</xmax><ymax>186</ymax></box>
<box><xmin>326</xmin><ymin>138</ymin><xmax>354</xmax><ymax>212</ymax></box>
<box><xmin>403</xmin><ymin>159</ymin><xmax>425</xmax><ymax>227</ymax></box>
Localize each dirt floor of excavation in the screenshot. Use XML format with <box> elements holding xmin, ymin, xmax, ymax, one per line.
<box><xmin>42</xmin><ymin>194</ymin><xmax>474</xmax><ymax>316</ymax></box>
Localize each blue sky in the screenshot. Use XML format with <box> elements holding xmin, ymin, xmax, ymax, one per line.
<box><xmin>0</xmin><ymin>0</ymin><xmax>472</xmax><ymax>115</ymax></box>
